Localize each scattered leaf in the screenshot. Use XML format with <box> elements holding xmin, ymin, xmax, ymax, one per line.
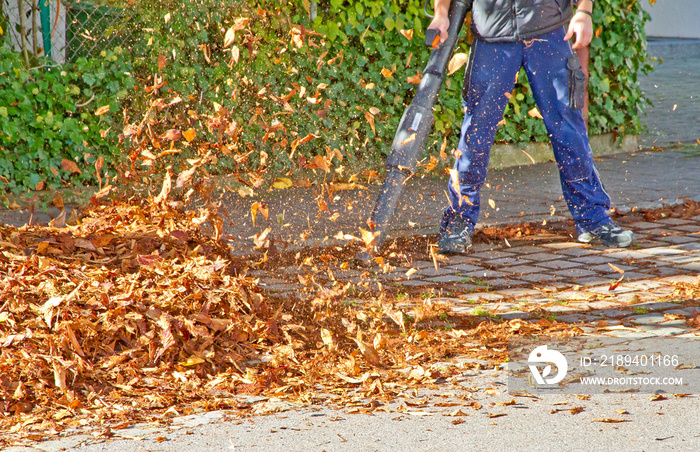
<box><xmin>448</xmin><ymin>53</ymin><xmax>468</xmax><ymax>75</ymax></box>
<box><xmin>94</xmin><ymin>105</ymin><xmax>110</xmax><ymax>116</ymax></box>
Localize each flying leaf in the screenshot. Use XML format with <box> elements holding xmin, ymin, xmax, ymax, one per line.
<box><xmin>399</xmin><ymin>29</ymin><xmax>414</xmax><ymax>40</ymax></box>
<box><xmin>290</xmin><ymin>133</ymin><xmax>319</xmax><ymax>159</ymax></box>
<box><xmin>161</xmin><ymin>129</ymin><xmax>182</xmax><ymax>141</ymax></box>
<box><xmin>351</xmin><ymin>336</ymin><xmax>382</xmax><ymax>366</ymax></box>
<box><xmin>384</xmin><ymin>306</ymin><xmax>406</xmax><ymax>332</ymax></box>
<box><xmin>176</xmin><ymin>166</ymin><xmax>197</xmax><ymax>188</ymax></box>
<box><xmin>61</xmin><ymin>159</ymin><xmax>82</xmax><ymax>174</ymax></box>
<box><xmin>380</xmin><ymin>67</ymin><xmax>394</xmax><ymax>78</ymax></box>
<box><xmin>321</xmin><ymin>329</ymin><xmax>336</xmax><ymax>350</ymax></box>
<box><xmin>608</xmin><ymin>263</ymin><xmax>625</xmax><ymax>274</ymax></box>
<box><xmin>154</xmin><ymin>170</ymin><xmax>171</xmax><ymax>203</ymax></box>
<box><xmin>359</xmin><ymin>228</ymin><xmax>380</xmax><ymax>248</ymax></box>
<box><xmin>94</xmin><ymin>105</ymin><xmax>110</xmax><ymax>116</ymax></box>
<box><xmin>488</xmin><ymin>199</ymin><xmax>496</xmax><ymax>209</ymax></box>
<box><xmin>608</xmin><ymin>275</ymin><xmax>624</xmax><ymax>291</ymax></box>
<box><xmin>183</xmin><ymin>128</ymin><xmax>196</xmax><ymax>142</ymax></box>
<box><xmin>447</xmin><ymin>169</ymin><xmax>462</xmax><ymax>205</ymax></box>
<box><xmin>364</xmin><ymin>111</ymin><xmax>376</xmax><ymax>136</ymax></box>
<box><xmin>252</xmin><ymin>227</ymin><xmax>271</xmax><ymax>249</ymax></box>
<box><xmin>313</xmin><ymin>155</ymin><xmax>330</xmax><ymax>172</ymax></box>
<box><xmin>224</xmin><ymin>27</ymin><xmax>236</xmax><ymax>47</ymax></box>
<box><xmin>53</xmin><ymin>194</ymin><xmax>65</xmax><ymax>210</ymax></box>
<box><xmin>406</xmin><ymin>69</ymin><xmax>422</xmax><ymax>84</ymax></box>
<box><xmin>528</xmin><ymin>107</ymin><xmax>543</xmax><ymax>119</ymax></box>
<box><xmin>448</xmin><ymin>53</ymin><xmax>468</xmax><ymax>75</ymax></box>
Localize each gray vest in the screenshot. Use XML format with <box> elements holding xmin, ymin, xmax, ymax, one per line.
<box><xmin>470</xmin><ymin>0</ymin><xmax>573</xmax><ymax>42</ymax></box>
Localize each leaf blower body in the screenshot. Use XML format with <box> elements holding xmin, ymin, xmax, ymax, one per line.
<box><xmin>356</xmin><ymin>0</ymin><xmax>471</xmax><ymax>263</ymax></box>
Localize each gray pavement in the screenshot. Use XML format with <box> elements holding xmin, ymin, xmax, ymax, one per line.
<box><xmin>2</xmin><ymin>41</ymin><xmax>700</xmax><ymax>452</ymax></box>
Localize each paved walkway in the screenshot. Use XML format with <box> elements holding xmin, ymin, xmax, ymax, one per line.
<box><xmin>639</xmin><ymin>54</ymin><xmax>700</xmax><ymax>146</ymax></box>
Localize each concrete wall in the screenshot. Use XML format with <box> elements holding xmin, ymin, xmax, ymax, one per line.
<box><xmin>642</xmin><ymin>0</ymin><xmax>700</xmax><ymax>39</ymax></box>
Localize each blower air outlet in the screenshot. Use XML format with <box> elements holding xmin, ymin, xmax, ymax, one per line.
<box><xmin>410</xmin><ymin>113</ymin><xmax>423</xmax><ymax>131</ymax></box>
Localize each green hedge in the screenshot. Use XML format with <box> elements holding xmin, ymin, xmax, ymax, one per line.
<box><xmin>122</xmin><ymin>0</ymin><xmax>652</xmax><ymax>178</ymax></box>
<box><xmin>0</xmin><ymin>45</ymin><xmax>133</xmax><ymax>196</ymax></box>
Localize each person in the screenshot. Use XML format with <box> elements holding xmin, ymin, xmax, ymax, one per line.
<box><xmin>429</xmin><ymin>0</ymin><xmax>635</xmax><ymax>253</ymax></box>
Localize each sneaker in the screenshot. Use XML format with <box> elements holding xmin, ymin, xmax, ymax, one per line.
<box><xmin>438</xmin><ymin>216</ymin><xmax>472</xmax><ymax>254</ymax></box>
<box><xmin>577</xmin><ymin>222</ymin><xmax>634</xmax><ymax>248</ymax></box>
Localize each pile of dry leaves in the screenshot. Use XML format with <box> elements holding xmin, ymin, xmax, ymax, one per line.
<box><xmin>0</xmin><ymin>192</ymin><xmax>586</xmax><ymax>445</ymax></box>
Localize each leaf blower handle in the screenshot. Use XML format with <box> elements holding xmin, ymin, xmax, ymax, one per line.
<box><xmin>425</xmin><ymin>28</ymin><xmax>440</xmax><ymax>48</ymax></box>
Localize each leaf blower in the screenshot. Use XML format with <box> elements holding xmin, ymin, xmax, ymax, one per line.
<box><xmin>356</xmin><ymin>0</ymin><xmax>471</xmax><ymax>264</ymax></box>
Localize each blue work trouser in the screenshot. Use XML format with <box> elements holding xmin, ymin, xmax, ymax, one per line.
<box><xmin>442</xmin><ymin>27</ymin><xmax>612</xmax><ymax>235</ymax></box>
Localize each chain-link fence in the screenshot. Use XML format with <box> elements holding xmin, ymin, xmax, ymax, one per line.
<box><xmin>1</xmin><ymin>0</ymin><xmax>134</xmax><ymax>65</ymax></box>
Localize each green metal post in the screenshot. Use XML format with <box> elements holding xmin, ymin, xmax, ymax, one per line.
<box><xmin>40</xmin><ymin>0</ymin><xmax>52</xmax><ymax>58</ymax></box>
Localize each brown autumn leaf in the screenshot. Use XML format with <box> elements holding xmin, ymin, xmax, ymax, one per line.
<box><xmin>49</xmin><ymin>210</ymin><xmax>66</xmax><ymax>228</ymax></box>
<box><xmin>364</xmin><ymin>111</ymin><xmax>376</xmax><ymax>136</ymax></box>
<box><xmin>94</xmin><ymin>105</ymin><xmax>110</xmax><ymax>116</ymax></box>
<box><xmin>183</xmin><ymin>128</ymin><xmax>196</xmax><ymax>142</ymax></box>
<box><xmin>53</xmin><ymin>194</ymin><xmax>65</xmax><ymax>210</ymax></box>
<box><xmin>609</xmin><ymin>275</ymin><xmax>624</xmax><ymax>291</ymax></box>
<box><xmin>224</xmin><ymin>27</ymin><xmax>236</xmax><ymax>47</ymax></box>
<box><xmin>313</xmin><ymin>154</ymin><xmax>331</xmax><ymax>172</ymax></box>
<box><xmin>272</xmin><ymin>177</ymin><xmax>293</xmax><ymax>189</ymax></box>
<box><xmin>176</xmin><ymin>165</ymin><xmax>198</xmax><ymax>188</ymax></box>
<box><xmin>447</xmin><ymin>53</ymin><xmax>468</xmax><ymax>75</ymax></box>
<box><xmin>161</xmin><ymin>129</ymin><xmax>183</xmax><ymax>141</ymax></box>
<box><xmin>61</xmin><ymin>159</ymin><xmax>82</xmax><ymax>174</ymax></box>
<box><xmin>154</xmin><ymin>169</ymin><xmax>171</xmax><ymax>203</ymax></box>
<box><xmin>290</xmin><ymin>133</ymin><xmax>319</xmax><ymax>159</ymax></box>
<box><xmin>608</xmin><ymin>263</ymin><xmax>625</xmax><ymax>274</ymax></box>
<box><xmin>350</xmin><ymin>336</ymin><xmax>382</xmax><ymax>367</ymax></box>
<box><xmin>399</xmin><ymin>29</ymin><xmax>414</xmax><ymax>40</ymax></box>
<box><xmin>359</xmin><ymin>228</ymin><xmax>380</xmax><ymax>248</ymax></box>
<box><xmin>528</xmin><ymin>107</ymin><xmax>543</xmax><ymax>119</ymax></box>
<box><xmin>407</xmin><ymin>71</ymin><xmax>422</xmax><ymax>84</ymax></box>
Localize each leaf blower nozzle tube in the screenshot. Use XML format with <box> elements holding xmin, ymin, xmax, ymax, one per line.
<box><xmin>356</xmin><ymin>0</ymin><xmax>470</xmax><ymax>264</ymax></box>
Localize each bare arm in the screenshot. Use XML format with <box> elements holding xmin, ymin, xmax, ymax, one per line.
<box><xmin>427</xmin><ymin>0</ymin><xmax>452</xmax><ymax>43</ymax></box>
<box><xmin>564</xmin><ymin>0</ymin><xmax>594</xmax><ymax>49</ymax></box>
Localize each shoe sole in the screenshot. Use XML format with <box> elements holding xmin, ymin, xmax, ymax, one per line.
<box><xmin>578</xmin><ymin>232</ymin><xmax>634</xmax><ymax>248</ymax></box>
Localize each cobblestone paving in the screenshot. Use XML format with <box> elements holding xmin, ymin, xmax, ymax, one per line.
<box><xmin>258</xmin><ymin>215</ymin><xmax>700</xmax><ymax>337</ymax></box>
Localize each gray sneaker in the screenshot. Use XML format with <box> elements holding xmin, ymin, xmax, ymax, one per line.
<box><xmin>438</xmin><ymin>216</ymin><xmax>472</xmax><ymax>254</ymax></box>
<box><xmin>578</xmin><ymin>222</ymin><xmax>634</xmax><ymax>248</ymax></box>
